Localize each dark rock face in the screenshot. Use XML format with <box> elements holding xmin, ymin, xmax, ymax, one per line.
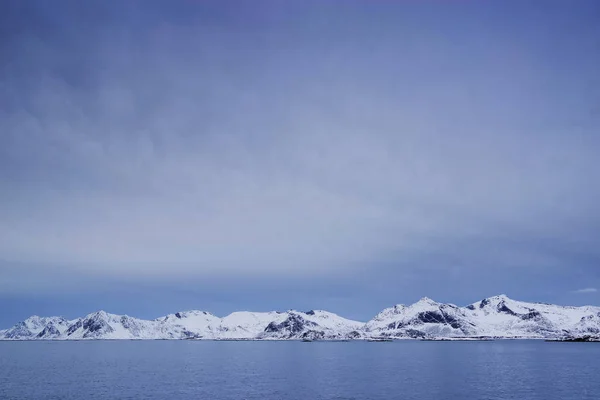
<box><xmin>497</xmin><ymin>302</ymin><xmax>517</xmax><ymax>316</ymax></box>
<box><xmin>83</xmin><ymin>318</ymin><xmax>112</xmax><ymax>334</ymax></box>
<box><xmin>405</xmin><ymin>329</ymin><xmax>427</xmax><ymax>339</ymax></box>
<box><xmin>66</xmin><ymin>320</ymin><xmax>83</xmax><ymax>336</ymax></box>
<box><xmin>521</xmin><ymin>311</ymin><xmax>542</xmax><ymax>321</ymax></box>
<box><xmin>387</xmin><ymin>321</ymin><xmax>407</xmax><ymax>330</ymax></box>
<box><xmin>120</xmin><ymin>316</ymin><xmax>140</xmax><ymax>331</ymax></box>
<box><xmin>347</xmin><ymin>331</ymin><xmax>362</xmax><ymax>339</ymax></box>
<box><xmin>466</xmin><ymin>305</ymin><xmax>476</xmax><ymax>311</ymax></box>
<box><xmin>416</xmin><ymin>311</ymin><xmax>461</xmax><ymax>330</ymax></box>
<box><xmin>417</xmin><ymin>311</ymin><xmax>444</xmax><ymax>324</ymax></box>
<box><xmin>480</xmin><ymin>299</ymin><xmax>491</xmax><ymax>308</ymax></box>
<box><xmin>37</xmin><ymin>323</ymin><xmax>61</xmax><ymax>338</ymax></box>
<box><xmin>264</xmin><ymin>314</ymin><xmax>317</xmax><ymax>338</ymax></box>
<box><xmin>305</xmin><ymin>310</ymin><xmax>316</xmax><ymax>316</ymax></box>
<box><xmin>301</xmin><ymin>330</ymin><xmax>325</xmax><ymax>340</ymax></box>
<box><xmin>181</xmin><ymin>330</ymin><xmax>200</xmax><ymax>339</ymax></box>
<box><xmin>175</xmin><ymin>313</ymin><xmax>183</xmax><ymax>319</ymax></box>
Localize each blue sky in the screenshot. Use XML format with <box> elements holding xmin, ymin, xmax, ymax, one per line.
<box><xmin>1</xmin><ymin>0</ymin><xmax>599</xmax><ymax>327</ymax></box>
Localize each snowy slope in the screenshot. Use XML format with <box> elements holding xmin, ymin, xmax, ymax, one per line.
<box><xmin>259</xmin><ymin>310</ymin><xmax>365</xmax><ymax>340</ymax></box>
<box><xmin>64</xmin><ymin>311</ymin><xmax>173</xmax><ymax>340</ymax></box>
<box><xmin>366</xmin><ymin>295</ymin><xmax>600</xmax><ymax>339</ymax></box>
<box><xmin>2</xmin><ymin>316</ymin><xmax>72</xmax><ymax>339</ymax></box>
<box><xmin>303</xmin><ymin>310</ymin><xmax>364</xmax><ymax>332</ymax></box>
<box><xmin>217</xmin><ymin>311</ymin><xmax>287</xmax><ymax>339</ymax></box>
<box><xmin>157</xmin><ymin>310</ymin><xmax>222</xmax><ymax>339</ymax></box>
<box><xmin>462</xmin><ymin>295</ymin><xmax>600</xmax><ymax>338</ymax></box>
<box><xmin>0</xmin><ymin>309</ymin><xmax>363</xmax><ymax>340</ymax></box>
<box><xmin>364</xmin><ymin>297</ymin><xmax>478</xmax><ymax>338</ymax></box>
<box><xmin>573</xmin><ymin>312</ymin><xmax>600</xmax><ymax>335</ymax></box>
<box><xmin>2</xmin><ymin>296</ymin><xmax>599</xmax><ymax>340</ymax></box>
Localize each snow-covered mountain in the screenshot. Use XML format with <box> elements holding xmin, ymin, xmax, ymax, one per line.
<box><xmin>0</xmin><ymin>309</ymin><xmax>363</xmax><ymax>341</ymax></box>
<box><xmin>364</xmin><ymin>297</ymin><xmax>476</xmax><ymax>338</ymax></box>
<box><xmin>260</xmin><ymin>310</ymin><xmax>364</xmax><ymax>340</ymax></box>
<box><xmin>2</xmin><ymin>295</ymin><xmax>599</xmax><ymax>340</ymax></box>
<box><xmin>2</xmin><ymin>316</ymin><xmax>73</xmax><ymax>339</ymax></box>
<box><xmin>64</xmin><ymin>311</ymin><xmax>174</xmax><ymax>340</ymax></box>
<box><xmin>366</xmin><ymin>295</ymin><xmax>600</xmax><ymax>339</ymax></box>
<box><xmin>462</xmin><ymin>295</ymin><xmax>598</xmax><ymax>338</ymax></box>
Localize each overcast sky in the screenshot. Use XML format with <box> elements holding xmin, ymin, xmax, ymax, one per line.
<box><xmin>1</xmin><ymin>0</ymin><xmax>599</xmax><ymax>327</ymax></box>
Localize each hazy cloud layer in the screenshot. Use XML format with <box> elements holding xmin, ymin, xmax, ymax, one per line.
<box><xmin>574</xmin><ymin>288</ymin><xmax>598</xmax><ymax>294</ymax></box>
<box><xmin>1</xmin><ymin>1</ymin><xmax>599</xmax><ymax>322</ymax></box>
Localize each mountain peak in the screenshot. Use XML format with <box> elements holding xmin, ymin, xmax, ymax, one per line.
<box><xmin>414</xmin><ymin>297</ymin><xmax>438</xmax><ymax>306</ymax></box>
<box><xmin>85</xmin><ymin>310</ymin><xmax>111</xmax><ymax>320</ymax></box>
<box><xmin>175</xmin><ymin>310</ymin><xmax>213</xmax><ymax>317</ymax></box>
<box><xmin>22</xmin><ymin>315</ymin><xmax>67</xmax><ymax>328</ymax></box>
<box><xmin>388</xmin><ymin>304</ymin><xmax>408</xmax><ymax>312</ymax></box>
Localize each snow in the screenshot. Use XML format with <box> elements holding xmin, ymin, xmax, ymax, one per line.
<box><xmin>2</xmin><ymin>295</ymin><xmax>599</xmax><ymax>341</ymax></box>
<box><xmin>159</xmin><ymin>310</ymin><xmax>221</xmax><ymax>338</ymax></box>
<box><xmin>461</xmin><ymin>296</ymin><xmax>600</xmax><ymax>338</ymax></box>
<box><xmin>300</xmin><ymin>310</ymin><xmax>364</xmax><ymax>332</ymax></box>
<box><xmin>364</xmin><ymin>295</ymin><xmax>600</xmax><ymax>339</ymax></box>
<box><xmin>218</xmin><ymin>311</ymin><xmax>287</xmax><ymax>339</ymax></box>
<box><xmin>366</xmin><ymin>298</ymin><xmax>466</xmax><ymax>336</ymax></box>
<box><xmin>2</xmin><ymin>316</ymin><xmax>72</xmax><ymax>339</ymax></box>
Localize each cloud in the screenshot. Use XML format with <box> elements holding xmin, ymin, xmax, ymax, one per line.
<box><xmin>573</xmin><ymin>288</ymin><xmax>598</xmax><ymax>294</ymax></box>
<box><xmin>0</xmin><ymin>1</ymin><xmax>599</xmax><ymax>291</ymax></box>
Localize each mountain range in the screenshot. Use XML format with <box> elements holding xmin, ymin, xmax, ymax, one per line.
<box><xmin>2</xmin><ymin>295</ymin><xmax>599</xmax><ymax>341</ymax></box>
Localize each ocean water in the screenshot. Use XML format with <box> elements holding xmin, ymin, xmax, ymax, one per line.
<box><xmin>1</xmin><ymin>340</ymin><xmax>599</xmax><ymax>400</ymax></box>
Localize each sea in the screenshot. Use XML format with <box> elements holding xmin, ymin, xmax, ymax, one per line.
<box><xmin>1</xmin><ymin>340</ymin><xmax>599</xmax><ymax>399</ymax></box>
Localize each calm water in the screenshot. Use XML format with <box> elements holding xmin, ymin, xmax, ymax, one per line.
<box><xmin>1</xmin><ymin>340</ymin><xmax>599</xmax><ymax>400</ymax></box>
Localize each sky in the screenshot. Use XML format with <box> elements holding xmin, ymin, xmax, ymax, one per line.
<box><xmin>1</xmin><ymin>0</ymin><xmax>599</xmax><ymax>327</ymax></box>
